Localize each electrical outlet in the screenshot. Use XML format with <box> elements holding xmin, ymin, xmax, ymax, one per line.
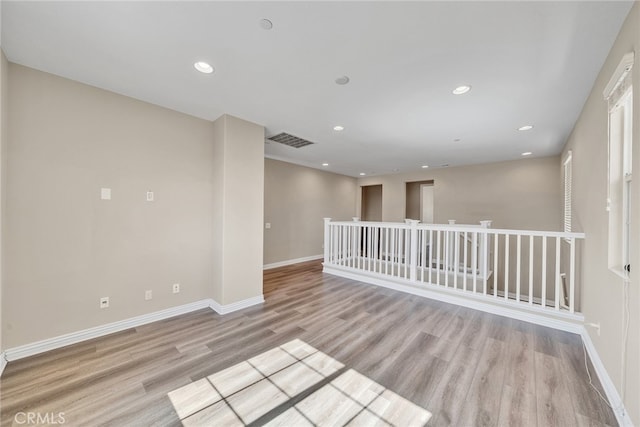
<box><xmin>145</xmin><ymin>290</ymin><xmax>152</xmax><ymax>300</ymax></box>
<box><xmin>100</xmin><ymin>297</ymin><xmax>110</xmax><ymax>308</ymax></box>
<box><xmin>172</xmin><ymin>283</ymin><xmax>180</xmax><ymax>294</ymax></box>
<box><xmin>146</xmin><ymin>191</ymin><xmax>154</xmax><ymax>202</ymax></box>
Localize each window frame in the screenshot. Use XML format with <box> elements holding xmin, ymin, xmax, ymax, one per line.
<box><xmin>604</xmin><ymin>52</ymin><xmax>634</xmax><ymax>280</ymax></box>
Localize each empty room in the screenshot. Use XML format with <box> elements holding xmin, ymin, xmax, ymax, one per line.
<box><xmin>0</xmin><ymin>1</ymin><xmax>638</xmax><ymax>426</ymax></box>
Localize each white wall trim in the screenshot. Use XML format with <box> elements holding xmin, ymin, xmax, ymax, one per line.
<box><xmin>580</xmin><ymin>327</ymin><xmax>632</xmax><ymax>426</ymax></box>
<box><xmin>603</xmin><ymin>51</ymin><xmax>634</xmax><ymax>100</ymax></box>
<box><xmin>263</xmin><ymin>255</ymin><xmax>323</xmax><ymax>270</ymax></box>
<box><xmin>323</xmin><ymin>265</ymin><xmax>584</xmax><ymax>333</ymax></box>
<box><xmin>209</xmin><ymin>295</ymin><xmax>264</xmax><ymax>315</ymax></box>
<box><xmin>3</xmin><ymin>295</ymin><xmax>263</xmax><ymax>363</ymax></box>
<box><xmin>0</xmin><ymin>353</ymin><xmax>7</xmax><ymax>377</ymax></box>
<box><xmin>4</xmin><ymin>300</ymin><xmax>212</xmax><ymax>361</ymax></box>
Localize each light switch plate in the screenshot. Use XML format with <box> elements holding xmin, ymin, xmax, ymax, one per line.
<box><xmin>101</xmin><ymin>188</ymin><xmax>111</xmax><ymax>200</ymax></box>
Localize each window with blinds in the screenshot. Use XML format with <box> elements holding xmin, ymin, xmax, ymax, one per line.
<box><xmin>604</xmin><ymin>52</ymin><xmax>633</xmax><ymax>278</ymax></box>
<box><xmin>563</xmin><ymin>152</ymin><xmax>572</xmax><ymax>234</ymax></box>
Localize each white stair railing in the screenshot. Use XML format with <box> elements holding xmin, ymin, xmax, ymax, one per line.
<box><xmin>323</xmin><ymin>218</ymin><xmax>585</xmax><ymax>314</ymax></box>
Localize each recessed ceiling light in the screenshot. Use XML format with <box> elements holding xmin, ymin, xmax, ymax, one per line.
<box><xmin>522</xmin><ymin>152</ymin><xmax>532</xmax><ymax>156</ymax></box>
<box><xmin>259</xmin><ymin>18</ymin><xmax>273</xmax><ymax>30</ymax></box>
<box><xmin>322</xmin><ymin>163</ymin><xmax>329</xmax><ymax>167</ymax></box>
<box><xmin>359</xmin><ymin>172</ymin><xmax>366</xmax><ymax>176</ymax></box>
<box><xmin>452</xmin><ymin>85</ymin><xmax>471</xmax><ymax>95</ymax></box>
<box><xmin>518</xmin><ymin>125</ymin><xmax>534</xmax><ymax>131</ymax></box>
<box><xmin>335</xmin><ymin>76</ymin><xmax>350</xmax><ymax>85</ymax></box>
<box><xmin>421</xmin><ymin>165</ymin><xmax>429</xmax><ymax>169</ymax></box>
<box><xmin>453</xmin><ymin>138</ymin><xmax>461</xmax><ymax>142</ymax></box>
<box><xmin>194</xmin><ymin>61</ymin><xmax>214</xmax><ymax>74</ymax></box>
<box><xmin>333</xmin><ymin>125</ymin><xmax>344</xmax><ymax>131</ymax></box>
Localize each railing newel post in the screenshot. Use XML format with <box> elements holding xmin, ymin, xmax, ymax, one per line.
<box><xmin>323</xmin><ymin>218</ymin><xmax>332</xmax><ymax>265</ymax></box>
<box><xmin>408</xmin><ymin>219</ymin><xmax>420</xmax><ymax>282</ymax></box>
<box><xmin>351</xmin><ymin>217</ymin><xmax>360</xmax><ymax>266</ymax></box>
<box><xmin>570</xmin><ymin>237</ymin><xmax>576</xmax><ymax>313</ymax></box>
<box><xmin>479</xmin><ymin>220</ymin><xmax>492</xmax><ymax>281</ymax></box>
<box><xmin>479</xmin><ymin>220</ymin><xmax>492</xmax><ymax>228</ymax></box>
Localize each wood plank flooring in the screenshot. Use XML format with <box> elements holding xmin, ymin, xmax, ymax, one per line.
<box><xmin>0</xmin><ymin>260</ymin><xmax>617</xmax><ymax>426</ymax></box>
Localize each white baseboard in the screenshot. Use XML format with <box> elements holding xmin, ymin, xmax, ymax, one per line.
<box><xmin>0</xmin><ymin>353</ymin><xmax>7</xmax><ymax>377</ymax></box>
<box><xmin>209</xmin><ymin>295</ymin><xmax>264</xmax><ymax>315</ymax></box>
<box><xmin>580</xmin><ymin>327</ymin><xmax>632</xmax><ymax>426</ymax></box>
<box><xmin>4</xmin><ymin>300</ymin><xmax>212</xmax><ymax>362</ymax></box>
<box><xmin>323</xmin><ymin>265</ymin><xmax>584</xmax><ymax>334</ymax></box>
<box><xmin>263</xmin><ymin>255</ymin><xmax>323</xmax><ymax>270</ymax></box>
<box><xmin>3</xmin><ymin>294</ymin><xmax>264</xmax><ymax>363</ymax></box>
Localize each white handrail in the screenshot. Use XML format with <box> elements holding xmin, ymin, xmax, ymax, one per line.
<box><xmin>326</xmin><ymin>220</ymin><xmax>585</xmax><ymax>239</ymax></box>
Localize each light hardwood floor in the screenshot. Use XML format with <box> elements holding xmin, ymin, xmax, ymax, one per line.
<box><xmin>0</xmin><ymin>261</ymin><xmax>617</xmax><ymax>426</ymax></box>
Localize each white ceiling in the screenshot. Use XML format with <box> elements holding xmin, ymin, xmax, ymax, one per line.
<box><xmin>1</xmin><ymin>1</ymin><xmax>633</xmax><ymax>177</ymax></box>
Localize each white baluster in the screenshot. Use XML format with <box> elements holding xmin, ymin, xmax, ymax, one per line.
<box><xmin>541</xmin><ymin>237</ymin><xmax>547</xmax><ymax>308</ymax></box>
<box><xmin>493</xmin><ymin>233</ymin><xmax>499</xmax><ymax>297</ymax></box>
<box><xmin>336</xmin><ymin>224</ymin><xmax>340</xmax><ymax>264</ymax></box>
<box><xmin>463</xmin><ymin>231</ymin><xmax>468</xmax><ymax>291</ymax></box>
<box><xmin>428</xmin><ymin>230</ymin><xmax>433</xmax><ymax>284</ymax></box>
<box><xmin>339</xmin><ymin>225</ymin><xmax>343</xmax><ymax>265</ymax></box>
<box><xmin>555</xmin><ymin>237</ymin><xmax>561</xmax><ymax>310</ymax></box>
<box><xmin>385</xmin><ymin>227</ymin><xmax>390</xmax><ymax>275</ymax></box>
<box><xmin>472</xmin><ymin>232</ymin><xmax>478</xmax><ymax>293</ymax></box>
<box><xmin>570</xmin><ymin>238</ymin><xmax>576</xmax><ymax>313</ymax></box>
<box><xmin>445</xmin><ymin>230</ymin><xmax>450</xmax><ymax>288</ymax></box>
<box><xmin>350</xmin><ymin>225</ymin><xmax>356</xmax><ymax>268</ymax></box>
<box><xmin>405</xmin><ymin>228</ymin><xmax>410</xmax><ymax>279</ymax></box>
<box><xmin>516</xmin><ymin>234</ymin><xmax>521</xmax><ymax>303</ymax></box>
<box><xmin>529</xmin><ymin>236</ymin><xmax>534</xmax><ymax>305</ymax></box>
<box><xmin>372</xmin><ymin>227</ymin><xmax>377</xmax><ymax>272</ymax></box>
<box><xmin>421</xmin><ymin>229</ymin><xmax>426</xmax><ymax>282</ymax></box>
<box><xmin>368</xmin><ymin>226</ymin><xmax>373</xmax><ymax>272</ymax></box>
<box><xmin>436</xmin><ymin>230</ymin><xmax>441</xmax><ymax>285</ymax></box>
<box><xmin>504</xmin><ymin>235</ymin><xmax>510</xmax><ymax>301</ymax></box>
<box><xmin>454</xmin><ymin>231</ymin><xmax>460</xmax><ymax>289</ymax></box>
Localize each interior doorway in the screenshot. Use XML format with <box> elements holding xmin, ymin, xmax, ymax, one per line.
<box><xmin>361</xmin><ymin>185</ymin><xmax>382</xmax><ymax>221</ymax></box>
<box><xmin>405</xmin><ymin>180</ymin><xmax>434</xmax><ymax>223</ymax></box>
<box><xmin>420</xmin><ymin>184</ymin><xmax>434</xmax><ymax>223</ymax></box>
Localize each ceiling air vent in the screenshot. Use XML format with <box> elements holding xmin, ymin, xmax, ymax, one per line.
<box><xmin>268</xmin><ymin>132</ymin><xmax>315</xmax><ymax>148</ymax></box>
